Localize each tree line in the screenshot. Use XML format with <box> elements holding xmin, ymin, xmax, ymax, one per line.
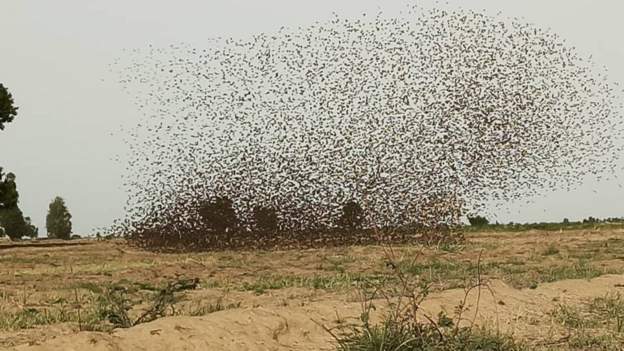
<box><xmin>466</xmin><ymin>215</ymin><xmax>624</xmax><ymax>232</ymax></box>
<box><xmin>196</xmin><ymin>196</ymin><xmax>365</xmax><ymax>233</ymax></box>
<box><xmin>0</xmin><ymin>84</ymin><xmax>73</xmax><ymax>240</ymax></box>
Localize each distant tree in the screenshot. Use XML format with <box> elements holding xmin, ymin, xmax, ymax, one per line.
<box><xmin>46</xmin><ymin>197</ymin><xmax>72</xmax><ymax>239</ymax></box>
<box><xmin>252</xmin><ymin>205</ymin><xmax>278</xmax><ymax>232</ymax></box>
<box><xmin>0</xmin><ymin>84</ymin><xmax>29</xmax><ymax>241</ymax></box>
<box><xmin>0</xmin><ymin>172</ymin><xmax>33</xmax><ymax>240</ymax></box>
<box><xmin>23</xmin><ymin>217</ymin><xmax>38</xmax><ymax>239</ymax></box>
<box><xmin>562</xmin><ymin>218</ymin><xmax>570</xmax><ymax>225</ymax></box>
<box><xmin>0</xmin><ymin>206</ymin><xmax>27</xmax><ymax>240</ymax></box>
<box><xmin>198</xmin><ymin>196</ymin><xmax>238</xmax><ymax>232</ymax></box>
<box><xmin>467</xmin><ymin>215</ymin><xmax>489</xmax><ymax>227</ymax></box>
<box><xmin>0</xmin><ymin>170</ymin><xmax>18</xmax><ymax>209</ymax></box>
<box><xmin>0</xmin><ymin>83</ymin><xmax>18</xmax><ymax>130</ymax></box>
<box><xmin>338</xmin><ymin>201</ymin><xmax>365</xmax><ymax>230</ymax></box>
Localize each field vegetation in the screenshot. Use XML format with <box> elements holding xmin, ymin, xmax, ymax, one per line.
<box><xmin>1</xmin><ymin>227</ymin><xmax>624</xmax><ymax>349</ymax></box>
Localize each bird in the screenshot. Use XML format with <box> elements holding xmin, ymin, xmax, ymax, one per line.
<box><xmin>106</xmin><ymin>4</ymin><xmax>624</xmax><ymax>251</ymax></box>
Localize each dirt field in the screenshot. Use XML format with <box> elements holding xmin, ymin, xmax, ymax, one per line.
<box><xmin>1</xmin><ymin>229</ymin><xmax>624</xmax><ymax>350</ymax></box>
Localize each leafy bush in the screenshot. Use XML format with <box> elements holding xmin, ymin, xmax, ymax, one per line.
<box><xmin>338</xmin><ymin>201</ymin><xmax>364</xmax><ymax>230</ymax></box>
<box><xmin>467</xmin><ymin>216</ymin><xmax>489</xmax><ymax>227</ymax></box>
<box><xmin>337</xmin><ymin>319</ymin><xmax>522</xmax><ymax>351</ymax></box>
<box><xmin>0</xmin><ymin>170</ymin><xmax>18</xmax><ymax>209</ymax></box>
<box><xmin>94</xmin><ymin>278</ymin><xmax>199</xmax><ymax>329</ymax></box>
<box><xmin>252</xmin><ymin>205</ymin><xmax>278</xmax><ymax>232</ymax></box>
<box><xmin>331</xmin><ymin>247</ymin><xmax>522</xmax><ymax>351</ymax></box>
<box><xmin>198</xmin><ymin>196</ymin><xmax>238</xmax><ymax>232</ymax></box>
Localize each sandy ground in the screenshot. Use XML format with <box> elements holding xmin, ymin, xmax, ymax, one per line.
<box><xmin>6</xmin><ymin>274</ymin><xmax>624</xmax><ymax>351</ymax></box>
<box><xmin>1</xmin><ymin>228</ymin><xmax>624</xmax><ymax>350</ymax></box>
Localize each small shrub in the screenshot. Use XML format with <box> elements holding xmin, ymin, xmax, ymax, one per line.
<box><xmin>589</xmin><ymin>293</ymin><xmax>624</xmax><ymax>333</ymax></box>
<box><xmin>338</xmin><ymin>201</ymin><xmax>364</xmax><ymax>230</ymax></box>
<box><xmin>551</xmin><ymin>304</ymin><xmax>590</xmax><ymax>329</ymax></box>
<box><xmin>467</xmin><ymin>215</ymin><xmax>489</xmax><ymax>227</ymax></box>
<box><xmin>252</xmin><ymin>206</ymin><xmax>278</xmax><ymax>232</ymax></box>
<box><xmin>92</xmin><ymin>278</ymin><xmax>200</xmax><ymax>329</ymax></box>
<box><xmin>335</xmin><ymin>314</ymin><xmax>523</xmax><ymax>351</ymax></box>
<box><xmin>330</xmin><ymin>247</ymin><xmax>523</xmax><ymax>351</ymax></box>
<box><xmin>93</xmin><ymin>285</ymin><xmax>133</xmax><ymax>328</ymax></box>
<box><xmin>198</xmin><ymin>197</ymin><xmax>238</xmax><ymax>232</ymax></box>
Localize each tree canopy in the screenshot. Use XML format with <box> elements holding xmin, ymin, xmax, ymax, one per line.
<box><xmin>46</xmin><ymin>197</ymin><xmax>72</xmax><ymax>239</ymax></box>
<box><xmin>0</xmin><ymin>172</ymin><xmax>36</xmax><ymax>239</ymax></box>
<box><xmin>0</xmin><ymin>83</ymin><xmax>18</xmax><ymax>130</ymax></box>
<box><xmin>467</xmin><ymin>216</ymin><xmax>490</xmax><ymax>227</ymax></box>
<box><xmin>0</xmin><ymin>170</ymin><xmax>18</xmax><ymax>209</ymax></box>
<box><xmin>0</xmin><ymin>84</ymin><xmax>35</xmax><ymax>240</ymax></box>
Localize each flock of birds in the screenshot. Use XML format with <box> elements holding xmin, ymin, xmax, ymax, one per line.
<box><xmin>109</xmin><ymin>5</ymin><xmax>624</xmax><ymax>248</ymax></box>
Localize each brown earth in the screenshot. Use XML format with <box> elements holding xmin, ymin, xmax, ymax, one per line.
<box><xmin>1</xmin><ymin>228</ymin><xmax>624</xmax><ymax>350</ymax></box>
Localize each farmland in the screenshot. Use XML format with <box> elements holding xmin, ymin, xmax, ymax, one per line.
<box><xmin>1</xmin><ymin>228</ymin><xmax>624</xmax><ymax>350</ymax></box>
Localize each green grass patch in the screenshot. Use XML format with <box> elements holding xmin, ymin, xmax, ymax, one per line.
<box><xmin>240</xmin><ymin>273</ymin><xmax>390</xmax><ymax>294</ymax></box>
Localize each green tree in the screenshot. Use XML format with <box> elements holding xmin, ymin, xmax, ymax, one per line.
<box><xmin>0</xmin><ymin>84</ymin><xmax>26</xmax><ymax>240</ymax></box>
<box><xmin>338</xmin><ymin>201</ymin><xmax>365</xmax><ymax>230</ymax></box>
<box><xmin>467</xmin><ymin>215</ymin><xmax>489</xmax><ymax>227</ymax></box>
<box><xmin>198</xmin><ymin>196</ymin><xmax>238</xmax><ymax>232</ymax></box>
<box><xmin>0</xmin><ymin>172</ymin><xmax>33</xmax><ymax>240</ymax></box>
<box><xmin>0</xmin><ymin>170</ymin><xmax>19</xmax><ymax>209</ymax></box>
<box><xmin>252</xmin><ymin>205</ymin><xmax>278</xmax><ymax>232</ymax></box>
<box><xmin>0</xmin><ymin>83</ymin><xmax>18</xmax><ymax>130</ymax></box>
<box><xmin>24</xmin><ymin>217</ymin><xmax>38</xmax><ymax>239</ymax></box>
<box><xmin>46</xmin><ymin>197</ymin><xmax>72</xmax><ymax>239</ymax></box>
<box><xmin>0</xmin><ymin>206</ymin><xmax>27</xmax><ymax>240</ymax></box>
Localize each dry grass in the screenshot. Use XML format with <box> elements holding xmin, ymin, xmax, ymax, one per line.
<box><xmin>1</xmin><ymin>228</ymin><xmax>624</xmax><ymax>349</ymax></box>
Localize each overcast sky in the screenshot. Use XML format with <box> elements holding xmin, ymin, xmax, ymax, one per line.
<box><xmin>1</xmin><ymin>1</ymin><xmax>624</xmax><ymax>235</ymax></box>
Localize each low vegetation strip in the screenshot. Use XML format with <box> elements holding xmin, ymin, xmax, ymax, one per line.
<box><xmin>0</xmin><ymin>239</ymin><xmax>97</xmax><ymax>251</ymax></box>
<box><xmin>130</xmin><ymin>226</ymin><xmax>464</xmax><ymax>252</ymax></box>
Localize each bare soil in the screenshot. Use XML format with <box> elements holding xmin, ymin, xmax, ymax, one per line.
<box><xmin>1</xmin><ymin>228</ymin><xmax>623</xmax><ymax>350</ymax></box>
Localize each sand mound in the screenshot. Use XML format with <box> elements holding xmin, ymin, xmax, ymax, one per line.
<box><xmin>10</xmin><ymin>274</ymin><xmax>624</xmax><ymax>351</ymax></box>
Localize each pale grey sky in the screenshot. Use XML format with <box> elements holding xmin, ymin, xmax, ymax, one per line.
<box><xmin>1</xmin><ymin>1</ymin><xmax>624</xmax><ymax>234</ymax></box>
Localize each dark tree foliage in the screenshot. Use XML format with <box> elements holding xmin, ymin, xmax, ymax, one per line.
<box><xmin>23</xmin><ymin>217</ymin><xmax>38</xmax><ymax>238</ymax></box>
<box><xmin>467</xmin><ymin>215</ymin><xmax>489</xmax><ymax>227</ymax></box>
<box><xmin>0</xmin><ymin>207</ymin><xmax>27</xmax><ymax>240</ymax></box>
<box><xmin>46</xmin><ymin>196</ymin><xmax>72</xmax><ymax>239</ymax></box>
<box><xmin>0</xmin><ymin>172</ymin><xmax>34</xmax><ymax>240</ymax></box>
<box><xmin>0</xmin><ymin>84</ymin><xmax>31</xmax><ymax>240</ymax></box>
<box><xmin>338</xmin><ymin>201</ymin><xmax>365</xmax><ymax>230</ymax></box>
<box><xmin>252</xmin><ymin>205</ymin><xmax>278</xmax><ymax>232</ymax></box>
<box><xmin>0</xmin><ymin>170</ymin><xmax>18</xmax><ymax>209</ymax></box>
<box><xmin>198</xmin><ymin>196</ymin><xmax>238</xmax><ymax>232</ymax></box>
<box><xmin>0</xmin><ymin>83</ymin><xmax>18</xmax><ymax>130</ymax></box>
